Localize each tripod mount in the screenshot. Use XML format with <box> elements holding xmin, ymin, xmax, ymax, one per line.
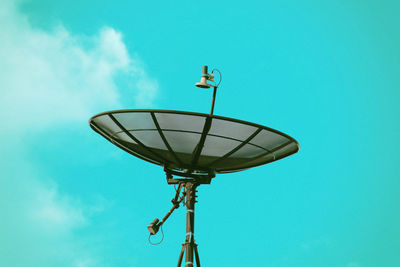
<box><xmin>147</xmin><ymin>168</ymin><xmax>215</xmax><ymax>266</ymax></box>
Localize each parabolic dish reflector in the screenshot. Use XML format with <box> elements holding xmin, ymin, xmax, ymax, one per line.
<box><xmin>89</xmin><ymin>109</ymin><xmax>299</xmax><ymax>174</ymax></box>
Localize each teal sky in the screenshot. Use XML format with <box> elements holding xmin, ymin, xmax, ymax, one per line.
<box><xmin>1</xmin><ymin>0</ymin><xmax>399</xmax><ymax>266</ymax></box>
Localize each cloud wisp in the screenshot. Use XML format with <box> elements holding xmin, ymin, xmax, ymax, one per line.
<box><xmin>0</xmin><ymin>1</ymin><xmax>158</xmax><ymax>266</ymax></box>
<box><xmin>0</xmin><ymin>1</ymin><xmax>158</xmax><ymax>133</ymax></box>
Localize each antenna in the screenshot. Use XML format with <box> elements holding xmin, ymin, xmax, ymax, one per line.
<box><xmin>89</xmin><ymin>66</ymin><xmax>299</xmax><ymax>266</ymax></box>
<box><xmin>195</xmin><ymin>65</ymin><xmax>222</xmax><ymax>115</ymax></box>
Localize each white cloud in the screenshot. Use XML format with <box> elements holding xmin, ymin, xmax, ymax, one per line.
<box><xmin>0</xmin><ymin>0</ymin><xmax>158</xmax><ymax>133</ymax></box>
<box><xmin>31</xmin><ymin>187</ymin><xmax>86</xmax><ymax>230</ymax></box>
<box><xmin>0</xmin><ymin>158</ymin><xmax>95</xmax><ymax>266</ymax></box>
<box><xmin>0</xmin><ymin>1</ymin><xmax>157</xmax><ymax>266</ymax></box>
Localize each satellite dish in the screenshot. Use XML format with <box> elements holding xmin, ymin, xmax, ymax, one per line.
<box><xmin>89</xmin><ymin>109</ymin><xmax>299</xmax><ymax>175</ymax></box>
<box><xmin>89</xmin><ymin>66</ymin><xmax>299</xmax><ymax>266</ymax></box>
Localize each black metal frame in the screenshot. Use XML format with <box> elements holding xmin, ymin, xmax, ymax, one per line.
<box><xmin>205</xmin><ymin>127</ymin><xmax>263</xmax><ymax>168</ymax></box>
<box><xmin>111</xmin><ymin>129</ymin><xmax>269</xmax><ymax>151</ymax></box>
<box><xmin>151</xmin><ymin>112</ymin><xmax>183</xmax><ymax>166</ymax></box>
<box><xmin>90</xmin><ymin>120</ymin><xmax>161</xmax><ymax>166</ymax></box>
<box><xmin>89</xmin><ymin>109</ymin><xmax>300</xmax><ymax>175</ymax></box>
<box><xmin>189</xmin><ymin>116</ymin><xmax>212</xmax><ymax>173</ymax></box>
<box><xmin>90</xmin><ymin>109</ymin><xmax>298</xmax><ymax>141</ymax></box>
<box><xmin>164</xmin><ymin>167</ymin><xmax>214</xmax><ymax>184</ymax></box>
<box><xmin>109</xmin><ymin>114</ymin><xmax>171</xmax><ymax>164</ymax></box>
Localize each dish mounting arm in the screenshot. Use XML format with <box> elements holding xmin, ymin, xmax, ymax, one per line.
<box><xmin>147</xmin><ymin>183</ymin><xmax>186</xmax><ymax>236</ymax></box>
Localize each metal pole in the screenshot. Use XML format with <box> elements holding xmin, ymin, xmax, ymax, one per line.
<box><xmin>194</xmin><ymin>244</ymin><xmax>201</xmax><ymax>267</ymax></box>
<box><xmin>210</xmin><ymin>86</ymin><xmax>218</xmax><ymax>115</ymax></box>
<box><xmin>177</xmin><ymin>244</ymin><xmax>185</xmax><ymax>267</ymax></box>
<box><xmin>184</xmin><ymin>182</ymin><xmax>197</xmax><ymax>266</ymax></box>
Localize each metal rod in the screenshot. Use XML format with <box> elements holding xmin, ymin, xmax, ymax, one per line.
<box><xmin>190</xmin><ymin>117</ymin><xmax>212</xmax><ymax>169</ymax></box>
<box><xmin>184</xmin><ymin>182</ymin><xmax>197</xmax><ymax>266</ymax></box>
<box><xmin>159</xmin><ymin>193</ymin><xmax>184</xmax><ymax>225</ymax></box>
<box><xmin>176</xmin><ymin>183</ymin><xmax>202</xmax><ymax>266</ymax></box>
<box><xmin>108</xmin><ymin>114</ymin><xmax>170</xmax><ymax>164</ymax></box>
<box><xmin>206</xmin><ymin>128</ymin><xmax>263</xmax><ymax>168</ymax></box>
<box><xmin>177</xmin><ymin>244</ymin><xmax>185</xmax><ymax>267</ymax></box>
<box><xmin>210</xmin><ymin>86</ymin><xmax>218</xmax><ymax>115</ymax></box>
<box><xmin>194</xmin><ymin>244</ymin><xmax>201</xmax><ymax>267</ymax></box>
<box><xmin>151</xmin><ymin>112</ymin><xmax>183</xmax><ymax>166</ymax></box>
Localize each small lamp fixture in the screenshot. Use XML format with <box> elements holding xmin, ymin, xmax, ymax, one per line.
<box><xmin>195</xmin><ymin>65</ymin><xmax>222</xmax><ymax>115</ymax></box>
<box><xmin>195</xmin><ymin>65</ymin><xmax>215</xmax><ymax>89</ymax></box>
<box><xmin>147</xmin><ymin>218</ymin><xmax>160</xmax><ymax>235</ymax></box>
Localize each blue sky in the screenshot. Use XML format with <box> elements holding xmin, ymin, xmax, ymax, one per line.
<box><xmin>1</xmin><ymin>0</ymin><xmax>399</xmax><ymax>266</ymax></box>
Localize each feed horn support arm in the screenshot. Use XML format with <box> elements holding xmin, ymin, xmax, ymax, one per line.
<box><xmin>147</xmin><ymin>183</ymin><xmax>185</xmax><ymax>235</ymax></box>
<box><xmin>147</xmin><ymin>175</ymin><xmax>202</xmax><ymax>266</ymax></box>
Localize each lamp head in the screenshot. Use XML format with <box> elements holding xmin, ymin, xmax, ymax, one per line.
<box><xmin>195</xmin><ymin>76</ymin><xmax>212</xmax><ymax>88</ymax></box>
<box><xmin>195</xmin><ymin>65</ymin><xmax>213</xmax><ymax>89</ymax></box>
<box><xmin>147</xmin><ymin>218</ymin><xmax>160</xmax><ymax>235</ymax></box>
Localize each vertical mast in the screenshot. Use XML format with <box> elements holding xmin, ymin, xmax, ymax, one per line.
<box><xmin>184</xmin><ymin>182</ymin><xmax>197</xmax><ymax>266</ymax></box>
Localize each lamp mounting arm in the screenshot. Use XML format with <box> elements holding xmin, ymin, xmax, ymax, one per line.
<box><xmin>147</xmin><ymin>182</ymin><xmax>186</xmax><ymax>237</ymax></box>
<box><xmin>195</xmin><ymin>65</ymin><xmax>222</xmax><ymax>115</ymax></box>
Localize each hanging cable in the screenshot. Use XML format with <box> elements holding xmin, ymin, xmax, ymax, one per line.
<box><xmin>212</xmin><ymin>68</ymin><xmax>222</xmax><ymax>87</ymax></box>
<box><xmin>148</xmin><ymin>225</ymin><xmax>164</xmax><ymax>245</ymax></box>
<box><xmin>147</xmin><ymin>183</ymin><xmax>186</xmax><ymax>245</ymax></box>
